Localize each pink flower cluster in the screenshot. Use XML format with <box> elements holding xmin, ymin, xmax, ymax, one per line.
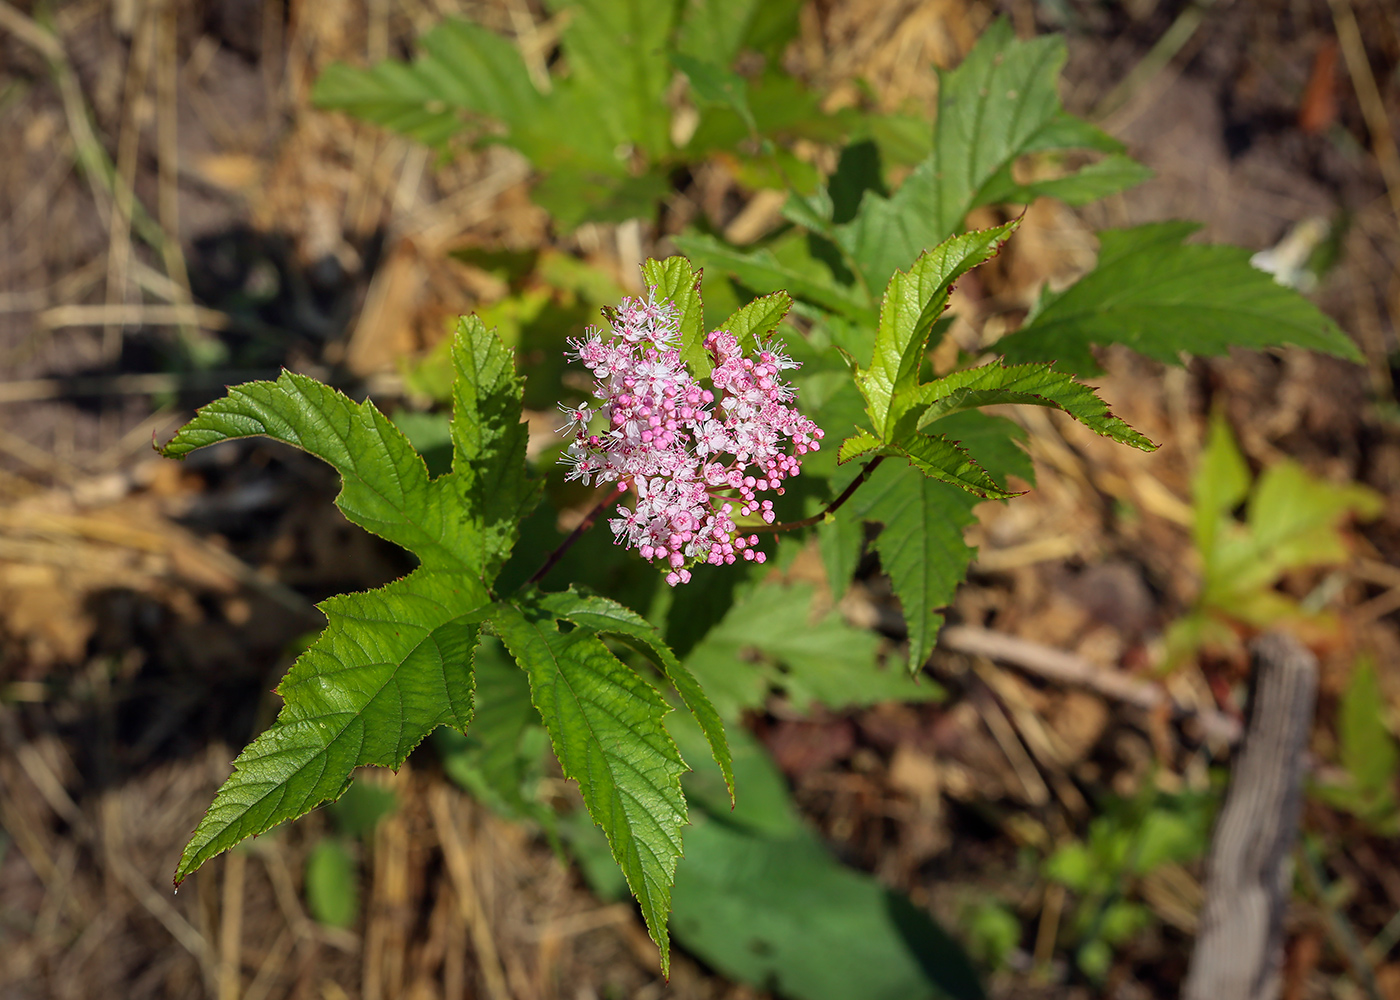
<box><xmin>558</xmin><ymin>289</ymin><xmax>824</xmax><ymax>585</ymax></box>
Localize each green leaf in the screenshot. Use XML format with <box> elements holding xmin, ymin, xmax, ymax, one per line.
<box><xmin>1339</xmin><ymin>657</ymin><xmax>1397</xmax><ymax>800</ymax></box>
<box><xmin>533</xmin><ymin>169</ymin><xmax>672</xmax><ymax>229</ymax></box>
<box><xmin>684</xmin><ymin>583</ymin><xmax>937</xmax><ymax>716</ymax></box>
<box><xmin>163</xmin><ymin>371</ymin><xmax>473</xmax><ymax>573</ymax></box>
<box><xmin>531</xmin><ymin>587</ymin><xmax>733</xmax><ymax>800</ymax></box>
<box><xmin>451</xmin><ymin>315</ymin><xmax>540</xmax><ymax>582</ymax></box>
<box><xmin>312</xmin><ymin>20</ymin><xmax>542</xmax><ymax>148</ymax></box>
<box><xmin>675</xmin><ymin>0</ymin><xmax>803</xmax><ymax>65</ymax></box>
<box><xmin>435</xmin><ymin>636</ymin><xmax>550</xmax><ymax>821</ymax></box>
<box><xmin>176</xmin><ymin>598</ymin><xmax>485</xmax><ymax>881</ymax></box>
<box><xmin>162</xmin><ymin>318</ymin><xmax>532</xmax><ymax>882</ymax></box>
<box><xmin>857</xmin><ymin>221</ymin><xmax>1019</xmax><ymax>438</ymax></box>
<box><xmin>835</xmin><ymin>20</ymin><xmax>1074</xmax><ymax>289</ymax></box>
<box><xmin>908</xmin><ymin>359</ymin><xmax>1156</xmax><ymax>452</ymax></box>
<box><xmin>672</xmin><ymin>820</ymin><xmax>984</xmax><ymax>1000</ymax></box>
<box><xmin>1191</xmin><ymin>411</ymin><xmax>1250</xmax><ymax>562</ymax></box>
<box><xmin>488</xmin><ymin>601</ymin><xmax>688</xmax><ymax>972</ymax></box>
<box><xmin>305</xmin><ymin>840</ymin><xmax>359</xmax><ymax>929</ymax></box>
<box><xmin>1246</xmin><ymin>461</ymin><xmax>1383</xmax><ymax>563</ymax></box>
<box><xmin>641</xmin><ymin>256</ymin><xmax>710</xmax><ymax>377</ymax></box>
<box><xmin>896</xmin><ymin>433</ymin><xmax>1019</xmax><ymax>500</ymax></box>
<box><xmin>837</xmin><ymin>427</ymin><xmax>882</xmax><ymax>465</ymax></box>
<box><xmin>975</xmin><ymin>153</ymin><xmax>1152</xmax><ymax>209</ymax></box>
<box><xmin>548</xmin><ymin>0</ymin><xmax>678</xmax><ymax>160</ymax></box>
<box><xmin>999</xmin><ymin>222</ymin><xmax>1363</xmax><ymax>373</ymax></box>
<box><xmin>719</xmin><ymin>290</ymin><xmax>793</xmax><ymax>351</ymax></box>
<box><xmin>851</xmin><ymin>463</ymin><xmax>983</xmax><ymax>672</ymax></box>
<box><xmin>1206</xmin><ymin>459</ymin><xmax>1380</xmax><ymax>604</ymax></box>
<box><xmin>672</xmin><ymin>53</ymin><xmax>756</xmax><ymax>133</ymax></box>
<box><xmin>673</xmin><ymin>232</ymin><xmax>874</xmax><ymax>322</ymax></box>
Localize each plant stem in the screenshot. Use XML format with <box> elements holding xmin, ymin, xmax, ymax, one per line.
<box><xmin>747</xmin><ymin>456</ymin><xmax>883</xmax><ymax>534</ymax></box>
<box><xmin>524</xmin><ymin>485</ymin><xmax>625</xmax><ymax>587</ymax></box>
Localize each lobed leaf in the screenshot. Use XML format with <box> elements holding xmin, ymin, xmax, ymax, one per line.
<box><xmin>548</xmin><ymin>0</ymin><xmax>679</xmax><ymax>161</ymax></box>
<box><xmin>835</xmin><ymin>21</ymin><xmax>1093</xmax><ymax>289</ymax></box>
<box><xmin>531</xmin><ymin>587</ymin><xmax>734</xmax><ymax>800</ymax></box>
<box><xmin>161</xmin><ymin>370</ymin><xmax>475</xmax><ymax>575</ymax></box>
<box><xmin>907</xmin><ymin>359</ymin><xmax>1156</xmax><ymax>451</ymax></box>
<box><xmin>163</xmin><ymin>318</ymin><xmax>532</xmax><ymax>881</ymax></box>
<box><xmin>999</xmin><ymin>222</ymin><xmax>1362</xmax><ymax>373</ymax></box>
<box><xmin>489</xmin><ymin>601</ymin><xmax>688</xmax><ymax>972</ymax></box>
<box><xmin>175</xmin><ymin>591</ymin><xmax>487</xmax><ymax>881</ymax></box>
<box><xmin>312</xmin><ymin>20</ymin><xmax>542</xmax><ymax>148</ymax></box>
<box><xmin>849</xmin><ymin>463</ymin><xmax>985</xmax><ymax>673</ymax></box>
<box><xmin>857</xmin><ymin>221</ymin><xmax>1019</xmax><ymax>439</ymax></box>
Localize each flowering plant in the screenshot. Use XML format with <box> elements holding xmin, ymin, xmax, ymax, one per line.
<box><xmin>158</xmin><ymin>17</ymin><xmax>1359</xmax><ymax>983</ymax></box>
<box><xmin>559</xmin><ymin>289</ymin><xmax>822</xmax><ymax>584</ymax></box>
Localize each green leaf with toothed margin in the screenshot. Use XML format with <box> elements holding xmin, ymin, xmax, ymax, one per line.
<box><xmin>857</xmin><ymin>221</ymin><xmax>1020</xmax><ymax>440</ymax></box>
<box><xmin>488</xmin><ymin>600</ymin><xmax>688</xmax><ymax>974</ymax></box>
<box><xmin>834</xmin><ymin>19</ymin><xmax>1125</xmax><ymax>291</ymax></box>
<box><xmin>721</xmin><ymin>290</ymin><xmax>793</xmax><ymax>352</ymax></box>
<box><xmin>895</xmin><ymin>433</ymin><xmax>1019</xmax><ymax>500</ymax></box>
<box><xmin>530</xmin><ymin>587</ymin><xmax>733</xmax><ymax>801</ymax></box>
<box><xmin>904</xmin><ymin>359</ymin><xmax>1156</xmax><ymax>452</ymax></box>
<box><xmin>837</xmin><ymin>428</ymin><xmax>882</xmax><ymax>465</ymax></box>
<box><xmin>851</xmin><ymin>463</ymin><xmax>982</xmax><ymax>674</ymax></box>
<box><xmin>161</xmin><ymin>317</ymin><xmax>533</xmax><ymax>884</ymax></box>
<box><xmin>998</xmin><ymin>222</ymin><xmax>1362</xmax><ymax>374</ymax></box>
<box><xmin>672</xmin><ymin>232</ymin><xmax>875</xmax><ymax>323</ymax></box>
<box><xmin>642</xmin><ymin>256</ymin><xmax>710</xmax><ymax>378</ymax></box>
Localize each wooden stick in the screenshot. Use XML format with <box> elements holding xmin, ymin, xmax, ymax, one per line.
<box><xmin>940</xmin><ymin>625</ymin><xmax>1242</xmax><ymax>744</ymax></box>
<box><xmin>1183</xmin><ymin>632</ymin><xmax>1318</xmax><ymax>1000</ymax></box>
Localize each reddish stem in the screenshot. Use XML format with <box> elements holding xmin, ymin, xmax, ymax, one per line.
<box><xmin>525</xmin><ymin>485</ymin><xmax>625</xmax><ymax>587</ymax></box>
<box><xmin>746</xmin><ymin>456</ymin><xmax>883</xmax><ymax>534</ymax></box>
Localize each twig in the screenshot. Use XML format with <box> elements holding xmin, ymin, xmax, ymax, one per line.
<box><xmin>1184</xmin><ymin>633</ymin><xmax>1318</xmax><ymax>1000</ymax></box>
<box><xmin>1331</xmin><ymin>0</ymin><xmax>1400</xmax><ymax>220</ymax></box>
<box><xmin>428</xmin><ymin>787</ymin><xmax>511</xmax><ymax>1000</ymax></box>
<box><xmin>217</xmin><ymin>851</ymin><xmax>247</xmax><ymax>1000</ymax></box>
<box><xmin>525</xmin><ymin>485</ymin><xmax>625</xmax><ymax>586</ymax></box>
<box><xmin>0</xmin><ymin>369</ymin><xmax>276</xmax><ymax>404</ymax></box>
<box><xmin>154</xmin><ymin>0</ymin><xmax>200</xmax><ymax>354</ymax></box>
<box><xmin>940</xmin><ymin>625</ymin><xmax>1242</xmax><ymax>744</ymax></box>
<box><xmin>0</xmin><ymin>1</ymin><xmax>167</xmax><ymax>251</ymax></box>
<box><xmin>748</xmin><ymin>456</ymin><xmax>884</xmax><ymax>533</ymax></box>
<box><xmin>39</xmin><ymin>303</ymin><xmax>230</xmax><ymax>330</ymax></box>
<box><xmin>105</xmin><ymin>5</ymin><xmax>156</xmax><ymax>361</ymax></box>
<box><xmin>1093</xmin><ymin>0</ymin><xmax>1215</xmax><ymax>123</ymax></box>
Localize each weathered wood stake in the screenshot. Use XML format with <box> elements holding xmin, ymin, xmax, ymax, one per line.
<box><xmin>1183</xmin><ymin>632</ymin><xmax>1318</xmax><ymax>1000</ymax></box>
